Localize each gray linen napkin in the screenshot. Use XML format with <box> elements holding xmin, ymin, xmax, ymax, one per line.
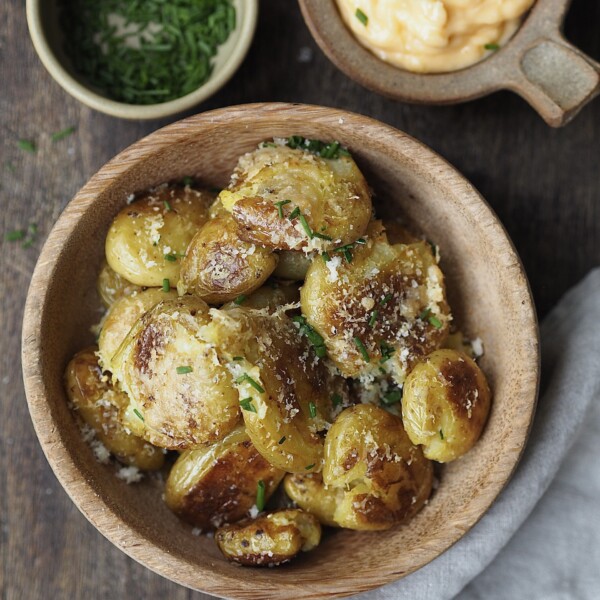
<box><xmin>360</xmin><ymin>268</ymin><xmax>600</xmax><ymax>600</ymax></box>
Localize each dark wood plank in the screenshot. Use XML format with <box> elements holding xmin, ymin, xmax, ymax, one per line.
<box><xmin>1</xmin><ymin>0</ymin><xmax>598</xmax><ymax>598</ymax></box>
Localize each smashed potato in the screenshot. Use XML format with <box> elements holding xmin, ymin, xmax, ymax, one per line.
<box><xmin>97</xmin><ymin>287</ymin><xmax>177</xmax><ymax>373</ymax></box>
<box><xmin>96</xmin><ymin>260</ymin><xmax>143</xmax><ymax>308</ymax></box>
<box><xmin>301</xmin><ymin>220</ymin><xmax>450</xmax><ymax>382</ymax></box>
<box><xmin>202</xmin><ymin>307</ymin><xmax>350</xmax><ymax>472</ymax></box>
<box><xmin>65</xmin><ymin>347</ymin><xmax>164</xmax><ymax>470</ymax></box>
<box><xmin>111</xmin><ymin>296</ymin><xmax>240</xmax><ymax>449</ymax></box>
<box><xmin>165</xmin><ymin>427</ymin><xmax>284</xmax><ymax>529</ymax></box>
<box><xmin>215</xmin><ymin>509</ymin><xmax>321</xmax><ymax>566</ymax></box>
<box><xmin>223</xmin><ymin>281</ymin><xmax>300</xmax><ymax>311</ymax></box>
<box><xmin>219</xmin><ymin>144</ymin><xmax>372</xmax><ymax>252</ymax></box>
<box><xmin>178</xmin><ymin>213</ymin><xmax>277</xmax><ymax>303</ymax></box>
<box><xmin>323</xmin><ymin>404</ymin><xmax>433</xmax><ymax>530</ymax></box>
<box><xmin>402</xmin><ymin>349</ymin><xmax>491</xmax><ymax>462</ymax></box>
<box><xmin>283</xmin><ymin>473</ymin><xmax>342</xmax><ymax>527</ymax></box>
<box><xmin>272</xmin><ymin>250</ymin><xmax>312</xmax><ymax>281</ymax></box>
<box><xmin>105</xmin><ymin>184</ymin><xmax>214</xmax><ymax>287</ymax></box>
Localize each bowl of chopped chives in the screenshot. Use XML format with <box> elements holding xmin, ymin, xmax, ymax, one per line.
<box><xmin>26</xmin><ymin>0</ymin><xmax>258</xmax><ymax>119</ymax></box>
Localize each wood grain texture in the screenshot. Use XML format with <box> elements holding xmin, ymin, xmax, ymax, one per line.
<box><xmin>1</xmin><ymin>0</ymin><xmax>599</xmax><ymax>599</ymax></box>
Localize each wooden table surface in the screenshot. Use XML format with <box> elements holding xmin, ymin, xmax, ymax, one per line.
<box><xmin>1</xmin><ymin>1</ymin><xmax>598</xmax><ymax>598</ymax></box>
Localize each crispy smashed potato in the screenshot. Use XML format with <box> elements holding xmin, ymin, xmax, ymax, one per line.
<box><xmin>202</xmin><ymin>307</ymin><xmax>350</xmax><ymax>472</ymax></box>
<box><xmin>219</xmin><ymin>145</ymin><xmax>372</xmax><ymax>252</ymax></box>
<box><xmin>111</xmin><ymin>296</ymin><xmax>240</xmax><ymax>449</ymax></box>
<box><xmin>105</xmin><ymin>184</ymin><xmax>214</xmax><ymax>287</ymax></box>
<box><xmin>215</xmin><ymin>509</ymin><xmax>321</xmax><ymax>566</ymax></box>
<box><xmin>272</xmin><ymin>250</ymin><xmax>312</xmax><ymax>281</ymax></box>
<box><xmin>301</xmin><ymin>220</ymin><xmax>450</xmax><ymax>382</ymax></box>
<box><xmin>165</xmin><ymin>427</ymin><xmax>284</xmax><ymax>529</ymax></box>
<box><xmin>223</xmin><ymin>281</ymin><xmax>300</xmax><ymax>311</ymax></box>
<box><xmin>178</xmin><ymin>213</ymin><xmax>277</xmax><ymax>303</ymax></box>
<box><xmin>96</xmin><ymin>260</ymin><xmax>143</xmax><ymax>308</ymax></box>
<box><xmin>97</xmin><ymin>287</ymin><xmax>177</xmax><ymax>373</ymax></box>
<box><xmin>65</xmin><ymin>347</ymin><xmax>164</xmax><ymax>470</ymax></box>
<box><xmin>402</xmin><ymin>349</ymin><xmax>491</xmax><ymax>462</ymax></box>
<box><xmin>323</xmin><ymin>404</ymin><xmax>433</xmax><ymax>530</ymax></box>
<box><xmin>283</xmin><ymin>473</ymin><xmax>342</xmax><ymax>527</ymax></box>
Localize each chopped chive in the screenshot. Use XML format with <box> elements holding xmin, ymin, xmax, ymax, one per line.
<box><xmin>163</xmin><ymin>200</ymin><xmax>172</xmax><ymax>212</ymax></box>
<box><xmin>380</xmin><ymin>341</ymin><xmax>395</xmax><ymax>363</ymax></box>
<box><xmin>484</xmin><ymin>43</ymin><xmax>500</xmax><ymax>51</ymax></box>
<box><xmin>234</xmin><ymin>294</ymin><xmax>247</xmax><ymax>305</ymax></box>
<box><xmin>232</xmin><ymin>356</ymin><xmax>244</xmax><ymax>361</ymax></box>
<box><xmin>176</xmin><ymin>366</ymin><xmax>193</xmax><ymax>375</ymax></box>
<box><xmin>133</xmin><ymin>408</ymin><xmax>144</xmax><ymax>421</ymax></box>
<box><xmin>298</xmin><ymin>213</ymin><xmax>313</xmax><ymax>238</ymax></box>
<box><xmin>308</xmin><ymin>402</ymin><xmax>317</xmax><ymax>418</ymax></box>
<box><xmin>235</xmin><ymin>373</ymin><xmax>265</xmax><ymax>394</ymax></box>
<box><xmin>382</xmin><ymin>388</ymin><xmax>402</xmax><ymax>405</ymax></box>
<box><xmin>355</xmin><ymin>8</ymin><xmax>368</xmax><ymax>26</ymax></box>
<box><xmin>429</xmin><ymin>315</ymin><xmax>443</xmax><ymax>329</ymax></box>
<box><xmin>164</xmin><ymin>253</ymin><xmax>177</xmax><ymax>262</ymax></box>
<box><xmin>162</xmin><ymin>278</ymin><xmax>170</xmax><ymax>292</ymax></box>
<box><xmin>51</xmin><ymin>126</ymin><xmax>76</xmax><ymax>142</ymax></box>
<box><xmin>368</xmin><ymin>310</ymin><xmax>379</xmax><ymax>327</ymax></box>
<box><xmin>322</xmin><ymin>251</ymin><xmax>331</xmax><ymax>263</ymax></box>
<box><xmin>5</xmin><ymin>230</ymin><xmax>25</xmax><ymax>242</ymax></box>
<box><xmin>274</xmin><ymin>199</ymin><xmax>291</xmax><ymax>218</ymax></box>
<box><xmin>353</xmin><ymin>337</ymin><xmax>370</xmax><ymax>363</ymax></box>
<box><xmin>18</xmin><ymin>139</ymin><xmax>36</xmax><ymax>153</ymax></box>
<box><xmin>278</xmin><ymin>436</ymin><xmax>286</xmax><ymax>445</ymax></box>
<box><xmin>292</xmin><ymin>315</ymin><xmax>327</xmax><ymax>357</ymax></box>
<box><xmin>313</xmin><ymin>231</ymin><xmax>332</xmax><ymax>241</ymax></box>
<box><xmin>355</xmin><ymin>238</ymin><xmax>366</xmax><ymax>245</ymax></box>
<box><xmin>381</xmin><ymin>293</ymin><xmax>393</xmax><ymax>305</ymax></box>
<box><xmin>288</xmin><ymin>206</ymin><xmax>300</xmax><ymax>220</ymax></box>
<box><xmin>262</xmin><ymin>141</ymin><xmax>277</xmax><ymax>148</ymax></box>
<box><xmin>305</xmin><ymin>464</ymin><xmax>315</xmax><ymax>470</ymax></box>
<box><xmin>256</xmin><ymin>480</ymin><xmax>266</xmax><ymax>511</ymax></box>
<box><xmin>182</xmin><ymin>176</ymin><xmax>194</xmax><ymax>186</ymax></box>
<box><xmin>419</xmin><ymin>308</ymin><xmax>432</xmax><ymax>320</ymax></box>
<box><xmin>379</xmin><ymin>366</ymin><xmax>387</xmax><ymax>375</ymax></box>
<box><xmin>332</xmin><ymin>393</ymin><xmax>342</xmax><ymax>408</ymax></box>
<box><xmin>239</xmin><ymin>397</ymin><xmax>257</xmax><ymax>413</ymax></box>
<box><xmin>439</xmin><ymin>429</ymin><xmax>444</xmax><ymax>439</ymax></box>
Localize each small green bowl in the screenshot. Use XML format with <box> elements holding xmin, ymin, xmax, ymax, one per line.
<box><xmin>26</xmin><ymin>0</ymin><xmax>258</xmax><ymax>120</ymax></box>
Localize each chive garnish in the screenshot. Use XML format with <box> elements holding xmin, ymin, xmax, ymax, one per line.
<box><xmin>51</xmin><ymin>126</ymin><xmax>76</xmax><ymax>142</ymax></box>
<box><xmin>292</xmin><ymin>315</ymin><xmax>327</xmax><ymax>357</ymax></box>
<box><xmin>485</xmin><ymin>43</ymin><xmax>500</xmax><ymax>51</ymax></box>
<box><xmin>332</xmin><ymin>393</ymin><xmax>342</xmax><ymax>408</ymax></box>
<box><xmin>305</xmin><ymin>464</ymin><xmax>315</xmax><ymax>470</ymax></box>
<box><xmin>274</xmin><ymin>199</ymin><xmax>291</xmax><ymax>218</ymax></box>
<box><xmin>368</xmin><ymin>310</ymin><xmax>378</xmax><ymax>327</ymax></box>
<box><xmin>256</xmin><ymin>480</ymin><xmax>266</xmax><ymax>511</ymax></box>
<box><xmin>308</xmin><ymin>402</ymin><xmax>317</xmax><ymax>418</ymax></box>
<box><xmin>288</xmin><ymin>206</ymin><xmax>300</xmax><ymax>220</ymax></box>
<box><xmin>240</xmin><ymin>397</ymin><xmax>257</xmax><ymax>413</ymax></box>
<box><xmin>278</xmin><ymin>436</ymin><xmax>286</xmax><ymax>445</ymax></box>
<box><xmin>429</xmin><ymin>315</ymin><xmax>443</xmax><ymax>329</ymax></box>
<box><xmin>164</xmin><ymin>200</ymin><xmax>172</xmax><ymax>212</ymax></box>
<box><xmin>382</xmin><ymin>388</ymin><xmax>402</xmax><ymax>405</ymax></box>
<box><xmin>182</xmin><ymin>176</ymin><xmax>194</xmax><ymax>186</ymax></box>
<box><xmin>285</xmin><ymin>136</ymin><xmax>350</xmax><ymax>159</ymax></box>
<box><xmin>133</xmin><ymin>408</ymin><xmax>144</xmax><ymax>421</ymax></box>
<box><xmin>439</xmin><ymin>429</ymin><xmax>444</xmax><ymax>439</ymax></box>
<box><xmin>381</xmin><ymin>293</ymin><xmax>393</xmax><ymax>305</ymax></box>
<box><xmin>18</xmin><ymin>139</ymin><xmax>36</xmax><ymax>153</ymax></box>
<box><xmin>355</xmin><ymin>8</ymin><xmax>369</xmax><ymax>26</ymax></box>
<box><xmin>322</xmin><ymin>251</ymin><xmax>331</xmax><ymax>263</ymax></box>
<box><xmin>162</xmin><ymin>278</ymin><xmax>170</xmax><ymax>292</ymax></box>
<box><xmin>298</xmin><ymin>213</ymin><xmax>314</xmax><ymax>238</ymax></box>
<box><xmin>232</xmin><ymin>356</ymin><xmax>244</xmax><ymax>361</ymax></box>
<box><xmin>234</xmin><ymin>294</ymin><xmax>246</xmax><ymax>305</ymax></box>
<box><xmin>354</xmin><ymin>337</ymin><xmax>370</xmax><ymax>362</ymax></box>
<box><xmin>380</xmin><ymin>341</ymin><xmax>395</xmax><ymax>363</ymax></box>
<box><xmin>164</xmin><ymin>253</ymin><xmax>177</xmax><ymax>262</ymax></box>
<box><xmin>236</xmin><ymin>373</ymin><xmax>265</xmax><ymax>393</ymax></box>
<box><xmin>176</xmin><ymin>366</ymin><xmax>193</xmax><ymax>374</ymax></box>
<box><xmin>313</xmin><ymin>231</ymin><xmax>332</xmax><ymax>241</ymax></box>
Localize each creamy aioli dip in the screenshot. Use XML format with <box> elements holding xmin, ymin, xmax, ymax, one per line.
<box><xmin>336</xmin><ymin>0</ymin><xmax>535</xmax><ymax>73</ymax></box>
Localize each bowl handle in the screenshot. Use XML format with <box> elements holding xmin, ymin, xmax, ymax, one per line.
<box><xmin>507</xmin><ymin>34</ymin><xmax>600</xmax><ymax>127</ymax></box>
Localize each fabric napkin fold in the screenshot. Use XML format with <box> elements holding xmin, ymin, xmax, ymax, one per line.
<box><xmin>361</xmin><ymin>268</ymin><xmax>600</xmax><ymax>600</ymax></box>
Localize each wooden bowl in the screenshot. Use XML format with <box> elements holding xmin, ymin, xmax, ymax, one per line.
<box><xmin>299</xmin><ymin>0</ymin><xmax>600</xmax><ymax>127</ymax></box>
<box><xmin>26</xmin><ymin>0</ymin><xmax>258</xmax><ymax>120</ymax></box>
<box><xmin>22</xmin><ymin>103</ymin><xmax>539</xmax><ymax>599</ymax></box>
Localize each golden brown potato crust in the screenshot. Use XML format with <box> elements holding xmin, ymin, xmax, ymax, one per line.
<box><xmin>64</xmin><ymin>347</ymin><xmax>164</xmax><ymax>470</ymax></box>
<box><xmin>96</xmin><ymin>260</ymin><xmax>143</xmax><ymax>308</ymax></box>
<box><xmin>165</xmin><ymin>427</ymin><xmax>284</xmax><ymax>529</ymax></box>
<box><xmin>215</xmin><ymin>509</ymin><xmax>321</xmax><ymax>566</ymax></box>
<box><xmin>283</xmin><ymin>472</ymin><xmax>343</xmax><ymax>527</ymax></box>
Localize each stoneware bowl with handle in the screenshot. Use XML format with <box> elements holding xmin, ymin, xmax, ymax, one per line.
<box><xmin>21</xmin><ymin>103</ymin><xmax>539</xmax><ymax>599</ymax></box>
<box><xmin>299</xmin><ymin>0</ymin><xmax>600</xmax><ymax>127</ymax></box>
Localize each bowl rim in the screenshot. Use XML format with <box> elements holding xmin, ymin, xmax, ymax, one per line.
<box><xmin>21</xmin><ymin>102</ymin><xmax>540</xmax><ymax>599</ymax></box>
<box><xmin>25</xmin><ymin>0</ymin><xmax>259</xmax><ymax>120</ymax></box>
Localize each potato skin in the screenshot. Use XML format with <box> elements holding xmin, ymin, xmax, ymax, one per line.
<box><xmin>64</xmin><ymin>347</ymin><xmax>164</xmax><ymax>470</ymax></box>
<box><xmin>323</xmin><ymin>404</ymin><xmax>433</xmax><ymax>530</ymax></box>
<box><xmin>272</xmin><ymin>250</ymin><xmax>312</xmax><ymax>281</ymax></box>
<box><xmin>202</xmin><ymin>307</ymin><xmax>350</xmax><ymax>472</ymax></box>
<box><xmin>97</xmin><ymin>287</ymin><xmax>177</xmax><ymax>373</ymax></box>
<box><xmin>219</xmin><ymin>145</ymin><xmax>372</xmax><ymax>252</ymax></box>
<box><xmin>301</xmin><ymin>220</ymin><xmax>450</xmax><ymax>382</ymax></box>
<box><xmin>178</xmin><ymin>213</ymin><xmax>277</xmax><ymax>304</ymax></box>
<box><xmin>111</xmin><ymin>296</ymin><xmax>240</xmax><ymax>450</ymax></box>
<box><xmin>283</xmin><ymin>473</ymin><xmax>343</xmax><ymax>527</ymax></box>
<box><xmin>96</xmin><ymin>260</ymin><xmax>143</xmax><ymax>308</ymax></box>
<box><xmin>222</xmin><ymin>281</ymin><xmax>300</xmax><ymax>311</ymax></box>
<box><xmin>165</xmin><ymin>427</ymin><xmax>284</xmax><ymax>529</ymax></box>
<box><xmin>105</xmin><ymin>184</ymin><xmax>214</xmax><ymax>287</ymax></box>
<box><xmin>402</xmin><ymin>349</ymin><xmax>491</xmax><ymax>462</ymax></box>
<box><xmin>382</xmin><ymin>220</ymin><xmax>421</xmax><ymax>245</ymax></box>
<box><xmin>215</xmin><ymin>509</ymin><xmax>321</xmax><ymax>566</ymax></box>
